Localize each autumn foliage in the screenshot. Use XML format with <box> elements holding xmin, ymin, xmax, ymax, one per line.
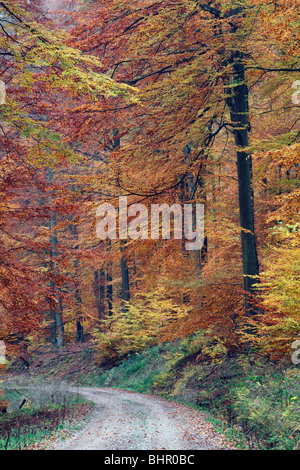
<box><xmin>0</xmin><ymin>0</ymin><xmax>299</xmax><ymax>365</ymax></box>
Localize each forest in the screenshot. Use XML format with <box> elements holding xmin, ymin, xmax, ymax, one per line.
<box><xmin>0</xmin><ymin>0</ymin><xmax>299</xmax><ymax>451</ymax></box>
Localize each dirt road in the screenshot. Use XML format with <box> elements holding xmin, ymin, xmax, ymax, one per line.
<box><xmin>51</xmin><ymin>387</ymin><xmax>234</xmax><ymax>450</ymax></box>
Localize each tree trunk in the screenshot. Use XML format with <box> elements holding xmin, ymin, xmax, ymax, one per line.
<box><xmin>111</xmin><ymin>131</ymin><xmax>130</xmax><ymax>311</ymax></box>
<box><xmin>106</xmin><ymin>267</ymin><xmax>113</xmax><ymax>316</ymax></box>
<box><xmin>120</xmin><ymin>241</ymin><xmax>130</xmax><ymax>311</ymax></box>
<box><xmin>106</xmin><ymin>239</ymin><xmax>113</xmax><ymax>316</ymax></box>
<box><xmin>75</xmin><ymin>292</ymin><xmax>84</xmax><ymax>342</ymax></box>
<box><xmin>49</xmin><ymin>212</ymin><xmax>64</xmax><ymax>347</ymax></box>
<box><xmin>48</xmin><ymin>169</ymin><xmax>64</xmax><ymax>347</ymax></box>
<box><xmin>70</xmin><ymin>222</ymin><xmax>84</xmax><ymax>342</ymax></box>
<box><xmin>94</xmin><ymin>269</ymin><xmax>106</xmax><ymax>322</ymax></box>
<box><xmin>227</xmin><ymin>50</ymin><xmax>260</xmax><ymax>319</ymax></box>
<box><xmin>49</xmin><ymin>278</ymin><xmax>57</xmax><ymax>345</ymax></box>
<box><xmin>56</xmin><ymin>294</ymin><xmax>64</xmax><ymax>348</ymax></box>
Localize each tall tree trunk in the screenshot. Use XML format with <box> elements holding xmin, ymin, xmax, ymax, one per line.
<box><xmin>227</xmin><ymin>50</ymin><xmax>260</xmax><ymax>319</ymax></box>
<box><xmin>112</xmin><ymin>130</ymin><xmax>130</xmax><ymax>311</ymax></box>
<box><xmin>94</xmin><ymin>269</ymin><xmax>106</xmax><ymax>322</ymax></box>
<box><xmin>56</xmin><ymin>294</ymin><xmax>64</xmax><ymax>348</ymax></box>
<box><xmin>49</xmin><ymin>278</ymin><xmax>57</xmax><ymax>345</ymax></box>
<box><xmin>49</xmin><ymin>210</ymin><xmax>64</xmax><ymax>347</ymax></box>
<box><xmin>106</xmin><ymin>239</ymin><xmax>113</xmax><ymax>316</ymax></box>
<box><xmin>75</xmin><ymin>293</ymin><xmax>84</xmax><ymax>342</ymax></box>
<box><xmin>48</xmin><ymin>169</ymin><xmax>64</xmax><ymax>347</ymax></box>
<box><xmin>120</xmin><ymin>241</ymin><xmax>130</xmax><ymax>311</ymax></box>
<box><xmin>70</xmin><ymin>222</ymin><xmax>84</xmax><ymax>342</ymax></box>
<box><xmin>106</xmin><ymin>267</ymin><xmax>113</xmax><ymax>316</ymax></box>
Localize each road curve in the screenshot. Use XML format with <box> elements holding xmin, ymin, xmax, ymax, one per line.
<box><xmin>50</xmin><ymin>387</ymin><xmax>234</xmax><ymax>450</ymax></box>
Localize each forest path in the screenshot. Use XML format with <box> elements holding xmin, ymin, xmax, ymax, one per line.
<box><xmin>51</xmin><ymin>387</ymin><xmax>234</xmax><ymax>450</ymax></box>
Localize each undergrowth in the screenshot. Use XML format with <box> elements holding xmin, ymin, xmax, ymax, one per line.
<box><xmin>5</xmin><ymin>334</ymin><xmax>300</xmax><ymax>450</ymax></box>
<box><xmin>95</xmin><ymin>335</ymin><xmax>300</xmax><ymax>450</ymax></box>
<box><xmin>0</xmin><ymin>386</ymin><xmax>94</xmax><ymax>450</ymax></box>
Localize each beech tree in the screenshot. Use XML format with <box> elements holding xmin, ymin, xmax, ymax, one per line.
<box><xmin>0</xmin><ymin>0</ymin><xmax>298</xmax><ymax>360</ymax></box>
<box><xmin>0</xmin><ymin>0</ymin><xmax>136</xmax><ymax>349</ymax></box>
<box><xmin>64</xmin><ymin>0</ymin><xmax>299</xmax><ymax>350</ymax></box>
<box><xmin>66</xmin><ymin>0</ymin><xmax>260</xmax><ymax>318</ymax></box>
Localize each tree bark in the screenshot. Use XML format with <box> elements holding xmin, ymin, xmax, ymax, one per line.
<box><xmin>112</xmin><ymin>131</ymin><xmax>130</xmax><ymax>312</ymax></box>
<box><xmin>94</xmin><ymin>269</ymin><xmax>106</xmax><ymax>322</ymax></box>
<box><xmin>56</xmin><ymin>294</ymin><xmax>64</xmax><ymax>348</ymax></box>
<box><xmin>106</xmin><ymin>267</ymin><xmax>113</xmax><ymax>316</ymax></box>
<box><xmin>49</xmin><ymin>278</ymin><xmax>57</xmax><ymax>345</ymax></box>
<box><xmin>70</xmin><ymin>222</ymin><xmax>84</xmax><ymax>342</ymax></box>
<box><xmin>48</xmin><ymin>168</ymin><xmax>64</xmax><ymax>347</ymax></box>
<box><xmin>120</xmin><ymin>241</ymin><xmax>130</xmax><ymax>311</ymax></box>
<box><xmin>227</xmin><ymin>50</ymin><xmax>260</xmax><ymax>319</ymax></box>
<box><xmin>49</xmin><ymin>212</ymin><xmax>64</xmax><ymax>347</ymax></box>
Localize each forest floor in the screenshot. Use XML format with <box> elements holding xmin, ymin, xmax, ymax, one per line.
<box><xmin>6</xmin><ymin>341</ymin><xmax>100</xmax><ymax>385</ymax></box>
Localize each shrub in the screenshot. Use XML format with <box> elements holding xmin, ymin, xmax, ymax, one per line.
<box><xmin>93</xmin><ymin>291</ymin><xmax>191</xmax><ymax>364</ymax></box>
<box><xmin>232</xmin><ymin>367</ymin><xmax>300</xmax><ymax>449</ymax></box>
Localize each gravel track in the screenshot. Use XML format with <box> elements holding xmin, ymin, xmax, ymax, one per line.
<box><xmin>51</xmin><ymin>387</ymin><xmax>234</xmax><ymax>451</ymax></box>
